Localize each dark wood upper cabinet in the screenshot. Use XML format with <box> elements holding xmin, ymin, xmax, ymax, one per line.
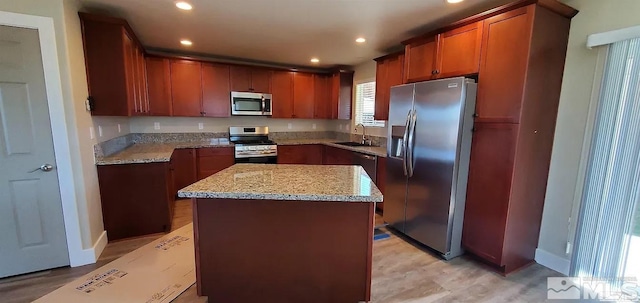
<box><xmin>437</xmin><ymin>21</ymin><xmax>483</xmax><ymax>78</ymax></box>
<box><xmin>374</xmin><ymin>52</ymin><xmax>404</xmax><ymax>121</ymax></box>
<box><xmin>80</xmin><ymin>13</ymin><xmax>147</xmax><ymax>116</ymax></box>
<box><xmin>271</xmin><ymin>70</ymin><xmax>294</xmax><ymax>118</ymax></box>
<box><xmin>170</xmin><ymin>60</ymin><xmax>202</xmax><ymax>117</ymax></box>
<box><xmin>145</xmin><ymin>57</ymin><xmax>172</xmax><ymax>116</ymax></box>
<box><xmin>331</xmin><ymin>71</ymin><xmax>354</xmax><ymax>120</ymax></box>
<box><xmin>476</xmin><ymin>7</ymin><xmax>533</xmax><ymax>123</ymax></box>
<box><xmin>293</xmin><ymin>72</ymin><xmax>315</xmax><ymax>119</ymax></box>
<box><xmin>202</xmin><ymin>63</ymin><xmax>231</xmax><ymax>117</ymax></box>
<box><xmin>403</xmin><ymin>36</ymin><xmax>438</xmax><ymax>83</ymax></box>
<box><xmin>230</xmin><ymin>66</ymin><xmax>272</xmax><ymax>93</ymax></box>
<box><xmin>313</xmin><ymin>74</ymin><xmax>331</xmax><ymax>119</ymax></box>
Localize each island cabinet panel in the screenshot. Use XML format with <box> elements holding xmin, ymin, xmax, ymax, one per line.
<box><xmin>80</xmin><ymin>13</ymin><xmax>145</xmax><ymax>116</ymax></box>
<box><xmin>277</xmin><ymin>145</ymin><xmax>324</xmax><ymax>164</ymax></box>
<box><xmin>270</xmin><ymin>70</ymin><xmax>294</xmax><ymax>118</ymax></box>
<box><xmin>293</xmin><ymin>72</ymin><xmax>315</xmax><ymax>119</ymax></box>
<box><xmin>403</xmin><ymin>35</ymin><xmax>438</xmax><ymax>83</ymax></box>
<box><xmin>437</xmin><ymin>21</ymin><xmax>483</xmax><ymax>78</ymax></box>
<box><xmin>192</xmin><ymin>198</ymin><xmax>374</xmax><ymax>302</ymax></box>
<box><xmin>313</xmin><ymin>74</ymin><xmax>332</xmax><ymax>119</ymax></box>
<box><xmin>322</xmin><ymin>146</ymin><xmax>355</xmax><ymax>165</ymax></box>
<box><xmin>171</xmin><ymin>60</ymin><xmax>203</xmax><ymax>117</ymax></box>
<box><xmin>201</xmin><ymin>63</ymin><xmax>231</xmax><ymax>117</ymax></box>
<box><xmin>97</xmin><ymin>162</ymin><xmax>173</xmax><ymax>241</ymax></box>
<box><xmin>145</xmin><ymin>56</ymin><xmax>172</xmax><ymax>116</ymax></box>
<box><xmin>230</xmin><ymin>66</ymin><xmax>271</xmax><ymax>93</ymax></box>
<box><xmin>374</xmin><ymin>52</ymin><xmax>404</xmax><ymax>121</ymax></box>
<box><xmin>171</xmin><ymin>148</ymin><xmax>197</xmax><ymax>195</ymax></box>
<box><xmin>196</xmin><ymin>147</ymin><xmax>235</xmax><ymax>180</ymax></box>
<box><xmin>475</xmin><ymin>6</ymin><xmax>534</xmax><ymax>124</ymax></box>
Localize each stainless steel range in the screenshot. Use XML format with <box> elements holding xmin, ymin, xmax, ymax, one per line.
<box><xmin>229</xmin><ymin>126</ymin><xmax>277</xmax><ymax>164</ymax></box>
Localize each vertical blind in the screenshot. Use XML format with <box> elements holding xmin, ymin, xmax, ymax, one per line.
<box><xmin>571</xmin><ymin>37</ymin><xmax>640</xmax><ymax>279</ymax></box>
<box><xmin>355</xmin><ymin>82</ymin><xmax>383</xmax><ymax>127</ymax></box>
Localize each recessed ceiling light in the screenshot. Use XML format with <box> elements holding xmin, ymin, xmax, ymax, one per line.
<box><xmin>180</xmin><ymin>39</ymin><xmax>193</xmax><ymax>46</ymax></box>
<box><xmin>355</xmin><ymin>37</ymin><xmax>366</xmax><ymax>43</ymax></box>
<box><xmin>175</xmin><ymin>1</ymin><xmax>193</xmax><ymax>10</ymax></box>
<box><xmin>447</xmin><ymin>0</ymin><xmax>464</xmax><ymax>3</ymax></box>
<box><xmin>310</xmin><ymin>58</ymin><xmax>320</xmax><ymax>63</ymax></box>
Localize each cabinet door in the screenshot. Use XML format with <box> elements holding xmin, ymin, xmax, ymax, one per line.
<box><xmin>374</xmin><ymin>59</ymin><xmax>388</xmax><ymax>121</ymax></box>
<box><xmin>230</xmin><ymin>66</ymin><xmax>252</xmax><ymax>92</ymax></box>
<box><xmin>376</xmin><ymin>157</ymin><xmax>386</xmax><ymax>210</ymax></box>
<box><xmin>462</xmin><ymin>123</ymin><xmax>518</xmax><ymax>266</ymax></box>
<box><xmin>121</xmin><ymin>30</ymin><xmax>137</xmax><ymax>115</ymax></box>
<box><xmin>313</xmin><ymin>74</ymin><xmax>331</xmax><ymax>119</ymax></box>
<box><xmin>476</xmin><ymin>7</ymin><xmax>533</xmax><ymax>123</ymax></box>
<box><xmin>202</xmin><ymin>63</ymin><xmax>231</xmax><ymax>117</ymax></box>
<box><xmin>331</xmin><ymin>71</ymin><xmax>354</xmax><ymax>120</ymax></box>
<box><xmin>276</xmin><ymin>145</ymin><xmax>306</xmax><ymax>164</ymax></box>
<box><xmin>437</xmin><ymin>22</ymin><xmax>483</xmax><ymax>78</ymax></box>
<box><xmin>271</xmin><ymin>71</ymin><xmax>294</xmax><ymax>118</ymax></box>
<box><xmin>171</xmin><ymin>148</ymin><xmax>197</xmax><ymax>194</ymax></box>
<box><xmin>145</xmin><ymin>57</ymin><xmax>172</xmax><ymax>116</ymax></box>
<box><xmin>250</xmin><ymin>68</ymin><xmax>272</xmax><ymax>93</ymax></box>
<box><xmin>137</xmin><ymin>48</ymin><xmax>149</xmax><ymax>114</ymax></box>
<box><xmin>305</xmin><ymin>145</ymin><xmax>324</xmax><ymax>164</ymax></box>
<box><xmin>404</xmin><ymin>36</ymin><xmax>437</xmax><ymax>83</ymax></box>
<box><xmin>170</xmin><ymin>60</ymin><xmax>202</xmax><ymax>117</ymax></box>
<box><xmin>322</xmin><ymin>146</ymin><xmax>354</xmax><ymax>165</ymax></box>
<box><xmin>197</xmin><ymin>147</ymin><xmax>235</xmax><ymax>180</ymax></box>
<box><xmin>293</xmin><ymin>72</ymin><xmax>315</xmax><ymax>119</ymax></box>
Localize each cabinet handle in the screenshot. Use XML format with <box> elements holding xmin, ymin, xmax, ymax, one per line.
<box><xmin>472</xmin><ymin>113</ymin><xmax>479</xmax><ymax>118</ymax></box>
<box><xmin>431</xmin><ymin>70</ymin><xmax>439</xmax><ymax>75</ymax></box>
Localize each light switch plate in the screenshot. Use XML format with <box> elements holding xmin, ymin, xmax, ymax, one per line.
<box><xmin>117</xmin><ymin>124</ymin><xmax>121</xmax><ymax>133</ymax></box>
<box><xmin>312</xmin><ymin>123</ymin><xmax>316</xmax><ymax>130</ymax></box>
<box><xmin>287</xmin><ymin>123</ymin><xmax>292</xmax><ymax>130</ymax></box>
<box><xmin>198</xmin><ymin>122</ymin><xmax>204</xmax><ymax>130</ymax></box>
<box><xmin>89</xmin><ymin>127</ymin><xmax>95</xmax><ymax>140</ymax></box>
<box><xmin>154</xmin><ymin>122</ymin><xmax>160</xmax><ymax>130</ymax></box>
<box><xmin>98</xmin><ymin>125</ymin><xmax>103</xmax><ymax>137</ymax></box>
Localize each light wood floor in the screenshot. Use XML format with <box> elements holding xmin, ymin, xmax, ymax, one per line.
<box><xmin>0</xmin><ymin>200</ymin><xmax>560</xmax><ymax>302</ymax></box>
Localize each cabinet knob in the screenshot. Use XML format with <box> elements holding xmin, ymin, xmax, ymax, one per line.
<box><xmin>534</xmin><ymin>130</ymin><xmax>538</xmax><ymax>134</ymax></box>
<box><xmin>472</xmin><ymin>113</ymin><xmax>479</xmax><ymax>118</ymax></box>
<box><xmin>431</xmin><ymin>70</ymin><xmax>440</xmax><ymax>75</ymax></box>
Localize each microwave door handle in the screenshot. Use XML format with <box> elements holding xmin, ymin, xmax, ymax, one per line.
<box><xmin>261</xmin><ymin>96</ymin><xmax>266</xmax><ymax>115</ymax></box>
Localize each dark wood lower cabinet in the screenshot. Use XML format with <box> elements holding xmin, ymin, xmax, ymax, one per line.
<box><xmin>171</xmin><ymin>148</ymin><xmax>197</xmax><ymax>195</ymax></box>
<box><xmin>197</xmin><ymin>147</ymin><xmax>235</xmax><ymax>180</ymax></box>
<box><xmin>277</xmin><ymin>145</ymin><xmax>323</xmax><ymax>164</ymax></box>
<box><xmin>97</xmin><ymin>162</ymin><xmax>173</xmax><ymax>241</ymax></box>
<box><xmin>322</xmin><ymin>146</ymin><xmax>354</xmax><ymax>165</ymax></box>
<box><xmin>376</xmin><ymin>157</ymin><xmax>386</xmax><ymax>210</ymax></box>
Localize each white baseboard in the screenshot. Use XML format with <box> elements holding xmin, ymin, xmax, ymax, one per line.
<box><xmin>69</xmin><ymin>231</ymin><xmax>108</xmax><ymax>267</ymax></box>
<box><xmin>535</xmin><ymin>248</ymin><xmax>570</xmax><ymax>275</ymax></box>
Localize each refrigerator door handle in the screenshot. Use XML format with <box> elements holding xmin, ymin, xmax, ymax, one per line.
<box><xmin>401</xmin><ymin>110</ymin><xmax>412</xmax><ymax>176</ymax></box>
<box><xmin>407</xmin><ymin>110</ymin><xmax>418</xmax><ymax>178</ymax></box>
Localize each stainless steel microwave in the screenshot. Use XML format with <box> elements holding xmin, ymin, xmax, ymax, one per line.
<box><xmin>230</xmin><ymin>92</ymin><xmax>272</xmax><ymax>116</ymax></box>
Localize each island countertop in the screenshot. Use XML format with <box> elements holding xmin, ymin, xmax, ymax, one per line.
<box><xmin>178</xmin><ymin>164</ymin><xmax>383</xmax><ymax>202</ymax></box>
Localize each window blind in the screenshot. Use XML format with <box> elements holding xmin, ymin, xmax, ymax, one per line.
<box><xmin>571</xmin><ymin>37</ymin><xmax>640</xmax><ymax>280</ymax></box>
<box><xmin>355</xmin><ymin>82</ymin><xmax>384</xmax><ymax>127</ymax></box>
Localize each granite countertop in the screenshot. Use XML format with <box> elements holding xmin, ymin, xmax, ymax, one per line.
<box><xmin>178</xmin><ymin>164</ymin><xmax>382</xmax><ymax>203</ymax></box>
<box><xmin>95</xmin><ymin>142</ymin><xmax>233</xmax><ymax>165</ymax></box>
<box><xmin>273</xmin><ymin>139</ymin><xmax>387</xmax><ymax>157</ymax></box>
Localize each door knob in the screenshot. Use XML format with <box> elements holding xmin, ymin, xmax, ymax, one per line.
<box><xmin>29</xmin><ymin>164</ymin><xmax>54</xmax><ymax>173</ymax></box>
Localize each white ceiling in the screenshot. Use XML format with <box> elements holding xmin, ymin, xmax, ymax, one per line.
<box><xmin>79</xmin><ymin>0</ymin><xmax>512</xmax><ymax>68</ymax></box>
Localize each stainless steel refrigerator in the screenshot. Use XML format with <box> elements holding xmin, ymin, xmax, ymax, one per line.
<box><xmin>384</xmin><ymin>77</ymin><xmax>476</xmax><ymax>260</ymax></box>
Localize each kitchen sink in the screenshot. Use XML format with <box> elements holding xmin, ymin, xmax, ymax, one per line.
<box><xmin>335</xmin><ymin>141</ymin><xmax>374</xmax><ymax>147</ymax></box>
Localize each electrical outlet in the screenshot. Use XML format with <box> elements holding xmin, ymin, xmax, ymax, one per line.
<box><xmin>98</xmin><ymin>125</ymin><xmax>103</xmax><ymax>137</ymax></box>
<box><xmin>312</xmin><ymin>123</ymin><xmax>316</xmax><ymax>130</ymax></box>
<box><xmin>288</xmin><ymin>123</ymin><xmax>292</xmax><ymax>130</ymax></box>
<box><xmin>339</xmin><ymin>124</ymin><xmax>343</xmax><ymax>130</ymax></box>
<box><xmin>89</xmin><ymin>127</ymin><xmax>95</xmax><ymax>140</ymax></box>
<box><xmin>198</xmin><ymin>122</ymin><xmax>204</xmax><ymax>130</ymax></box>
<box><xmin>154</xmin><ymin>122</ymin><xmax>160</xmax><ymax>130</ymax></box>
<box><xmin>117</xmin><ymin>123</ymin><xmax>121</xmax><ymax>133</ymax></box>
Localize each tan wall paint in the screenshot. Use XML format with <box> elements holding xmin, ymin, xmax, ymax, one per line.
<box><xmin>538</xmin><ymin>0</ymin><xmax>640</xmax><ymax>265</ymax></box>
<box><xmin>0</xmin><ymin>0</ymin><xmax>127</xmax><ymax>249</ymax></box>
<box><xmin>344</xmin><ymin>60</ymin><xmax>388</xmax><ymax>137</ymax></box>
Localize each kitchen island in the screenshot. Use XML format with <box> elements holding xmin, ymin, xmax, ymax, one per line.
<box><xmin>178</xmin><ymin>164</ymin><xmax>382</xmax><ymax>303</ymax></box>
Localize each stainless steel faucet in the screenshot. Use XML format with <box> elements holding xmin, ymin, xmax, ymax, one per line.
<box><xmin>355</xmin><ymin>123</ymin><xmax>367</xmax><ymax>145</ymax></box>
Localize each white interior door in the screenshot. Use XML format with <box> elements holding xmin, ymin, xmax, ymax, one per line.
<box><xmin>0</xmin><ymin>25</ymin><xmax>69</xmax><ymax>278</ymax></box>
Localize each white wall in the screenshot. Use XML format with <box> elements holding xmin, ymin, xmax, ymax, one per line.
<box><xmin>537</xmin><ymin>0</ymin><xmax>640</xmax><ymax>274</ymax></box>
<box><xmin>0</xmin><ymin>0</ymin><xmax>125</xmax><ymax>255</ymax></box>
<box><xmin>130</xmin><ymin>116</ymin><xmax>337</xmax><ymax>133</ymax></box>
